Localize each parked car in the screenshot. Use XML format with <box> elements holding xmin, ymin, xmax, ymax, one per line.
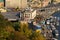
<box><xmin>52</xmin><ymin>30</ymin><xmax>59</xmax><ymax>38</ymax></box>
<box><xmin>55</xmin><ymin>30</ymin><xmax>59</xmax><ymax>38</ymax></box>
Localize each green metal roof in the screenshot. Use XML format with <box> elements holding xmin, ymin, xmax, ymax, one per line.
<box><xmin>0</xmin><ymin>0</ymin><xmax>4</xmax><ymax>2</ymax></box>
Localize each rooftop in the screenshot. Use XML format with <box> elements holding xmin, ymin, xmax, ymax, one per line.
<box><xmin>24</xmin><ymin>8</ymin><xmax>35</xmax><ymax>13</ymax></box>
<box><xmin>1</xmin><ymin>12</ymin><xmax>21</xmax><ymax>21</ymax></box>
<box><xmin>44</xmin><ymin>3</ymin><xmax>60</xmax><ymax>8</ymax></box>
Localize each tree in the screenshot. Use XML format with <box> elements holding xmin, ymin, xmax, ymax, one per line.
<box><xmin>0</xmin><ymin>14</ymin><xmax>15</xmax><ymax>40</ymax></box>
<box><xmin>13</xmin><ymin>31</ymin><xmax>30</xmax><ymax>40</ymax></box>
<box><xmin>0</xmin><ymin>14</ymin><xmax>46</xmax><ymax>40</ymax></box>
<box><xmin>12</xmin><ymin>22</ymin><xmax>20</xmax><ymax>31</ymax></box>
<box><xmin>19</xmin><ymin>22</ymin><xmax>32</xmax><ymax>37</ymax></box>
<box><xmin>30</xmin><ymin>32</ymin><xmax>46</xmax><ymax>40</ymax></box>
<box><xmin>15</xmin><ymin>7</ymin><xmax>20</xmax><ymax>11</ymax></box>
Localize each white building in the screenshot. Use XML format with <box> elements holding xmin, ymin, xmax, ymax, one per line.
<box><xmin>24</xmin><ymin>9</ymin><xmax>36</xmax><ymax>21</ymax></box>
<box><xmin>5</xmin><ymin>0</ymin><xmax>28</xmax><ymax>9</ymax></box>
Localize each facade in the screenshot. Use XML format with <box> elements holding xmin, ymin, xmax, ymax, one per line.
<box><xmin>29</xmin><ymin>0</ymin><xmax>51</xmax><ymax>8</ymax></box>
<box><xmin>24</xmin><ymin>9</ymin><xmax>36</xmax><ymax>21</ymax></box>
<box><xmin>0</xmin><ymin>0</ymin><xmax>4</xmax><ymax>7</ymax></box>
<box><xmin>5</xmin><ymin>0</ymin><xmax>28</xmax><ymax>9</ymax></box>
<box><xmin>55</xmin><ymin>0</ymin><xmax>60</xmax><ymax>3</ymax></box>
<box><xmin>56</xmin><ymin>0</ymin><xmax>60</xmax><ymax>3</ymax></box>
<box><xmin>42</xmin><ymin>0</ymin><xmax>51</xmax><ymax>7</ymax></box>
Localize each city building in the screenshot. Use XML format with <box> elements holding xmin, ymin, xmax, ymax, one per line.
<box><xmin>1</xmin><ymin>12</ymin><xmax>21</xmax><ymax>21</ymax></box>
<box><xmin>5</xmin><ymin>0</ymin><xmax>28</xmax><ymax>9</ymax></box>
<box><xmin>29</xmin><ymin>0</ymin><xmax>51</xmax><ymax>8</ymax></box>
<box><xmin>42</xmin><ymin>0</ymin><xmax>51</xmax><ymax>7</ymax></box>
<box><xmin>55</xmin><ymin>0</ymin><xmax>60</xmax><ymax>3</ymax></box>
<box><xmin>0</xmin><ymin>0</ymin><xmax>4</xmax><ymax>7</ymax></box>
<box><xmin>24</xmin><ymin>9</ymin><xmax>36</xmax><ymax>21</ymax></box>
<box><xmin>49</xmin><ymin>0</ymin><xmax>60</xmax><ymax>4</ymax></box>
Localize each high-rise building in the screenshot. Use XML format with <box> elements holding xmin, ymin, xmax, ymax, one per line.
<box><xmin>5</xmin><ymin>0</ymin><xmax>28</xmax><ymax>9</ymax></box>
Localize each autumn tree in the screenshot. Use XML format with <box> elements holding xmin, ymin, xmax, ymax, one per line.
<box><xmin>30</xmin><ymin>32</ymin><xmax>46</xmax><ymax>40</ymax></box>
<box><xmin>0</xmin><ymin>14</ymin><xmax>15</xmax><ymax>40</ymax></box>
<box><xmin>0</xmin><ymin>14</ymin><xmax>46</xmax><ymax>40</ymax></box>
<box><xmin>12</xmin><ymin>22</ymin><xmax>46</xmax><ymax>40</ymax></box>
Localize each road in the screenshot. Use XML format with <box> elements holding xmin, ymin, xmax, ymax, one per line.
<box><xmin>37</xmin><ymin>6</ymin><xmax>60</xmax><ymax>19</ymax></box>
<box><xmin>52</xmin><ymin>11</ymin><xmax>60</xmax><ymax>40</ymax></box>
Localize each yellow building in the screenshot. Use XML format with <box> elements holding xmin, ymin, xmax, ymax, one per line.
<box><xmin>55</xmin><ymin>0</ymin><xmax>60</xmax><ymax>3</ymax></box>
<box><xmin>24</xmin><ymin>9</ymin><xmax>36</xmax><ymax>21</ymax></box>
<box><xmin>0</xmin><ymin>8</ymin><xmax>7</xmax><ymax>12</ymax></box>
<box><xmin>5</xmin><ymin>0</ymin><xmax>28</xmax><ymax>9</ymax></box>
<box><xmin>0</xmin><ymin>2</ymin><xmax>4</xmax><ymax>7</ymax></box>
<box><xmin>29</xmin><ymin>0</ymin><xmax>51</xmax><ymax>8</ymax></box>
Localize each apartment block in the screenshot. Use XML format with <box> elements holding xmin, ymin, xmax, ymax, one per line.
<box><xmin>29</xmin><ymin>0</ymin><xmax>51</xmax><ymax>8</ymax></box>
<box><xmin>5</xmin><ymin>0</ymin><xmax>28</xmax><ymax>9</ymax></box>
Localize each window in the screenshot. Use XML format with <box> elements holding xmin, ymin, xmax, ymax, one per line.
<box><xmin>25</xmin><ymin>14</ymin><xmax>30</xmax><ymax>18</ymax></box>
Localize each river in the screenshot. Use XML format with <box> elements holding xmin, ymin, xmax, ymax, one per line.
<box><xmin>52</xmin><ymin>11</ymin><xmax>60</xmax><ymax>40</ymax></box>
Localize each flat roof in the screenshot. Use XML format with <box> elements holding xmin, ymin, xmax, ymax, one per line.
<box><xmin>1</xmin><ymin>12</ymin><xmax>20</xmax><ymax>20</ymax></box>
